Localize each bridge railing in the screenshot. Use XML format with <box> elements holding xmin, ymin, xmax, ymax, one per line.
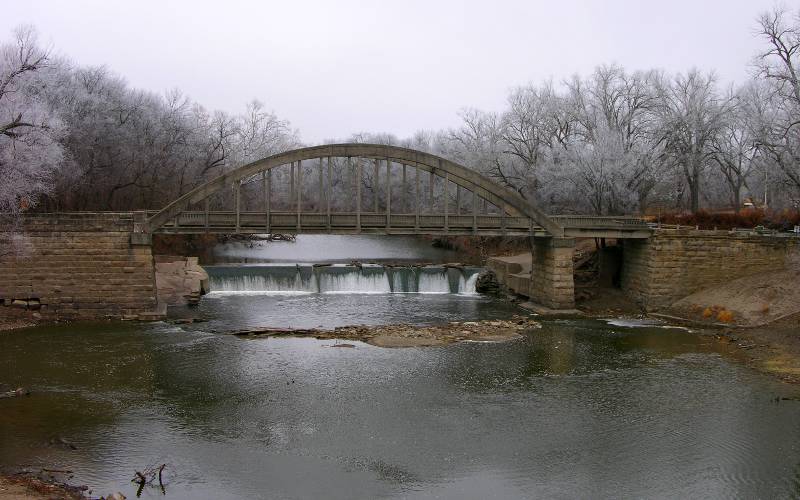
<box><xmin>144</xmin><ymin>210</ymin><xmax>657</xmax><ymax>239</ymax></box>
<box><xmin>146</xmin><ymin>210</ymin><xmax>537</xmax><ymax>234</ymax></box>
<box><xmin>553</xmin><ymin>215</ymin><xmax>649</xmax><ymax>228</ymax></box>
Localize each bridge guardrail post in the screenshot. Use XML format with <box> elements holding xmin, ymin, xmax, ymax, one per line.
<box><xmin>130</xmin><ymin>210</ymin><xmax>152</xmax><ymax>245</ymax></box>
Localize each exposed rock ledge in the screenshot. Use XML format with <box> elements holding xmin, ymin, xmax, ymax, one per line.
<box><xmin>155</xmin><ymin>256</ymin><xmax>209</xmax><ymax>306</ymax></box>
<box><xmin>230</xmin><ymin>316</ymin><xmax>541</xmax><ymax>347</ymax></box>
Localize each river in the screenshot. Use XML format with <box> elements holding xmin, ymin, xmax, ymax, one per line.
<box><xmin>1</xmin><ymin>236</ymin><xmax>800</xmax><ymax>499</ymax></box>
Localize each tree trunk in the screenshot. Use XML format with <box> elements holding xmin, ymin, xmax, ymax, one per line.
<box><xmin>690</xmin><ymin>169</ymin><xmax>700</xmax><ymax>213</ymax></box>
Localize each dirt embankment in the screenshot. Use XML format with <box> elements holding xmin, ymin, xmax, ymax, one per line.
<box><xmin>230</xmin><ymin>317</ymin><xmax>541</xmax><ymax>347</ymax></box>
<box><xmin>661</xmin><ymin>268</ymin><xmax>800</xmax><ymax>383</ymax></box>
<box><xmin>669</xmin><ymin>269</ymin><xmax>800</xmax><ymax>327</ymax></box>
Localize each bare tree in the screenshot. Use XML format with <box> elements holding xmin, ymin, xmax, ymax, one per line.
<box><xmin>753</xmin><ymin>7</ymin><xmax>800</xmax><ymax>198</ymax></box>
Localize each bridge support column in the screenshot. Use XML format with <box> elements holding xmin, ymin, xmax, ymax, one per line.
<box><xmin>528</xmin><ymin>237</ymin><xmax>575</xmax><ymax>311</ymax></box>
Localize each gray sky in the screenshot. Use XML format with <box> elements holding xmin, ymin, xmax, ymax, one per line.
<box><xmin>2</xmin><ymin>0</ymin><xmax>780</xmax><ymax>143</ymax></box>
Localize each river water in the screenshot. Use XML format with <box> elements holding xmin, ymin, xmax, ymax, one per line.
<box><xmin>2</xmin><ymin>236</ymin><xmax>800</xmax><ymax>499</ymax></box>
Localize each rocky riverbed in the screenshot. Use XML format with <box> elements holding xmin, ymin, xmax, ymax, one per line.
<box><xmin>230</xmin><ymin>316</ymin><xmax>541</xmax><ymax>347</ymax></box>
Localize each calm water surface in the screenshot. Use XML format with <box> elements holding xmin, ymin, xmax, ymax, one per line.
<box><xmin>2</xmin><ymin>236</ymin><xmax>800</xmax><ymax>499</ymax></box>
<box><xmin>212</xmin><ymin>234</ymin><xmax>463</xmax><ymax>263</ymax></box>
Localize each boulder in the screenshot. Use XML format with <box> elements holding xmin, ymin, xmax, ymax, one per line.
<box><xmin>155</xmin><ymin>257</ymin><xmax>210</xmax><ymax>306</ymax></box>
<box><xmin>475</xmin><ymin>270</ymin><xmax>502</xmax><ymax>295</ymax></box>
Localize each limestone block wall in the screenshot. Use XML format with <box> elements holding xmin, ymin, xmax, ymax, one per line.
<box><xmin>0</xmin><ymin>213</ymin><xmax>157</xmax><ymax>320</ymax></box>
<box><xmin>529</xmin><ymin>237</ymin><xmax>575</xmax><ymax>310</ymax></box>
<box><xmin>621</xmin><ymin>230</ymin><xmax>797</xmax><ymax>309</ymax></box>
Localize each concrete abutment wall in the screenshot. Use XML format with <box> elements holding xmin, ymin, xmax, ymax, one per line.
<box><xmin>0</xmin><ymin>213</ymin><xmax>159</xmax><ymax>321</ymax></box>
<box><xmin>484</xmin><ymin>237</ymin><xmax>577</xmax><ymax>311</ymax></box>
<box><xmin>621</xmin><ymin>231</ymin><xmax>798</xmax><ymax>310</ymax></box>
<box><xmin>529</xmin><ymin>237</ymin><xmax>576</xmax><ymax>310</ymax></box>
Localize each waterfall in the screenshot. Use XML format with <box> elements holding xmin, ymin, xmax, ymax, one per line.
<box><xmin>206</xmin><ymin>264</ymin><xmax>482</xmax><ymax>295</ymax></box>
<box><xmin>459</xmin><ymin>272</ymin><xmax>479</xmax><ymax>295</ymax></box>
<box><xmin>209</xmin><ymin>266</ymin><xmax>314</xmax><ymax>293</ymax></box>
<box><xmin>318</xmin><ymin>265</ymin><xmax>392</xmax><ymax>294</ymax></box>
<box><xmin>418</xmin><ymin>271</ymin><xmax>451</xmax><ymax>294</ymax></box>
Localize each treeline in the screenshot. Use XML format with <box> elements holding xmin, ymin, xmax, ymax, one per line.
<box><xmin>0</xmin><ymin>26</ymin><xmax>300</xmax><ymax>217</ymax></box>
<box><xmin>337</xmin><ymin>7</ymin><xmax>800</xmax><ymax>216</ymax></box>
<box><xmin>2</xmin><ymin>7</ymin><xmax>800</xmax><ymax>219</ymax></box>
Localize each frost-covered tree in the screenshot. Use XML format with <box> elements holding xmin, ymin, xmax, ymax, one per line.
<box><xmin>654</xmin><ymin>70</ymin><xmax>730</xmax><ymax>213</ymax></box>
<box><xmin>0</xmin><ymin>26</ymin><xmax>64</xmax><ymax>221</ymax></box>
<box><xmin>561</xmin><ymin>66</ymin><xmax>662</xmax><ymax>214</ymax></box>
<box><xmin>709</xmin><ymin>85</ymin><xmax>761</xmax><ymax>212</ymax></box>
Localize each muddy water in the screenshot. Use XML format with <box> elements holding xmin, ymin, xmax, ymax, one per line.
<box><xmin>2</xmin><ymin>315</ymin><xmax>800</xmax><ymax>499</ymax></box>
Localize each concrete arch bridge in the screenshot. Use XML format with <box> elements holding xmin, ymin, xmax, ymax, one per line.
<box><xmin>143</xmin><ymin>144</ymin><xmax>650</xmax><ymax>239</ymax></box>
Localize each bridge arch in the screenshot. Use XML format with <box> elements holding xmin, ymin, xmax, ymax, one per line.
<box><xmin>146</xmin><ymin>143</ymin><xmax>564</xmax><ymax>236</ymax></box>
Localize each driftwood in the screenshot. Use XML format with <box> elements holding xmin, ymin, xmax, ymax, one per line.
<box><xmin>48</xmin><ymin>436</ymin><xmax>77</xmax><ymax>450</ymax></box>
<box><xmin>226</xmin><ymin>233</ymin><xmax>296</xmax><ymax>242</ymax></box>
<box><xmin>132</xmin><ymin>464</ymin><xmax>166</xmax><ymax>497</ymax></box>
<box><xmin>167</xmin><ymin>318</ymin><xmax>208</xmax><ymax>325</ymax></box>
<box><xmin>0</xmin><ymin>387</ymin><xmax>29</xmax><ymax>399</ymax></box>
<box><xmin>233</xmin><ymin>327</ymin><xmax>321</xmax><ymax>337</ymax></box>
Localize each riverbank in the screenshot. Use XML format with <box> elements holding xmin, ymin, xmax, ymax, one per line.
<box><xmin>677</xmin><ymin>314</ymin><xmax>800</xmax><ymax>385</ymax></box>
<box><xmin>741</xmin><ymin>315</ymin><xmax>800</xmax><ymax>384</ymax></box>
<box><xmin>230</xmin><ymin>317</ymin><xmax>540</xmax><ymax>347</ymax></box>
<box><xmin>0</xmin><ymin>474</ymin><xmax>86</xmax><ymax>499</ymax></box>
<box><xmin>0</xmin><ymin>318</ymin><xmax>34</xmax><ymax>332</ymax></box>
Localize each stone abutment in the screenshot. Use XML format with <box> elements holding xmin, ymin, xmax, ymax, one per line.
<box><xmin>621</xmin><ymin>230</ymin><xmax>798</xmax><ymax>310</ymax></box>
<box><xmin>0</xmin><ymin>213</ymin><xmax>160</xmax><ymax>321</ymax></box>
<box><xmin>487</xmin><ymin>231</ymin><xmax>798</xmax><ymax>313</ymax></box>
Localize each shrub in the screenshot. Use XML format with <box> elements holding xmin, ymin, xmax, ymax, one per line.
<box><xmin>717</xmin><ymin>309</ymin><xmax>734</xmax><ymax>323</ymax></box>
<box><xmin>653</xmin><ymin>209</ymin><xmax>800</xmax><ymax>231</ymax></box>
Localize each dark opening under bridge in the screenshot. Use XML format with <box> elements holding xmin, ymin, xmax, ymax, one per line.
<box><xmin>143</xmin><ymin>144</ymin><xmax>651</xmax><ymax>239</ymax></box>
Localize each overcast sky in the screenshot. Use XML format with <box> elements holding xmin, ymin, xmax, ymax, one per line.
<box><xmin>1</xmin><ymin>0</ymin><xmax>781</xmax><ymax>143</ymax></box>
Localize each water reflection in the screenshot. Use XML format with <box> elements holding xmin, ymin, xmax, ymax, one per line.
<box><xmin>2</xmin><ymin>314</ymin><xmax>800</xmax><ymax>499</ymax></box>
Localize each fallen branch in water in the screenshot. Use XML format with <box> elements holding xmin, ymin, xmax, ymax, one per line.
<box><xmin>131</xmin><ymin>463</ymin><xmax>166</xmax><ymax>496</ymax></box>
<box><xmin>0</xmin><ymin>387</ymin><xmax>30</xmax><ymax>399</ymax></box>
<box><xmin>737</xmin><ymin>343</ymin><xmax>769</xmax><ymax>349</ymax></box>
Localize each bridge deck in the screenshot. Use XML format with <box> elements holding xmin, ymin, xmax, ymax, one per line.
<box><xmin>150</xmin><ymin>211</ymin><xmax>652</xmax><ymax>238</ymax></box>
